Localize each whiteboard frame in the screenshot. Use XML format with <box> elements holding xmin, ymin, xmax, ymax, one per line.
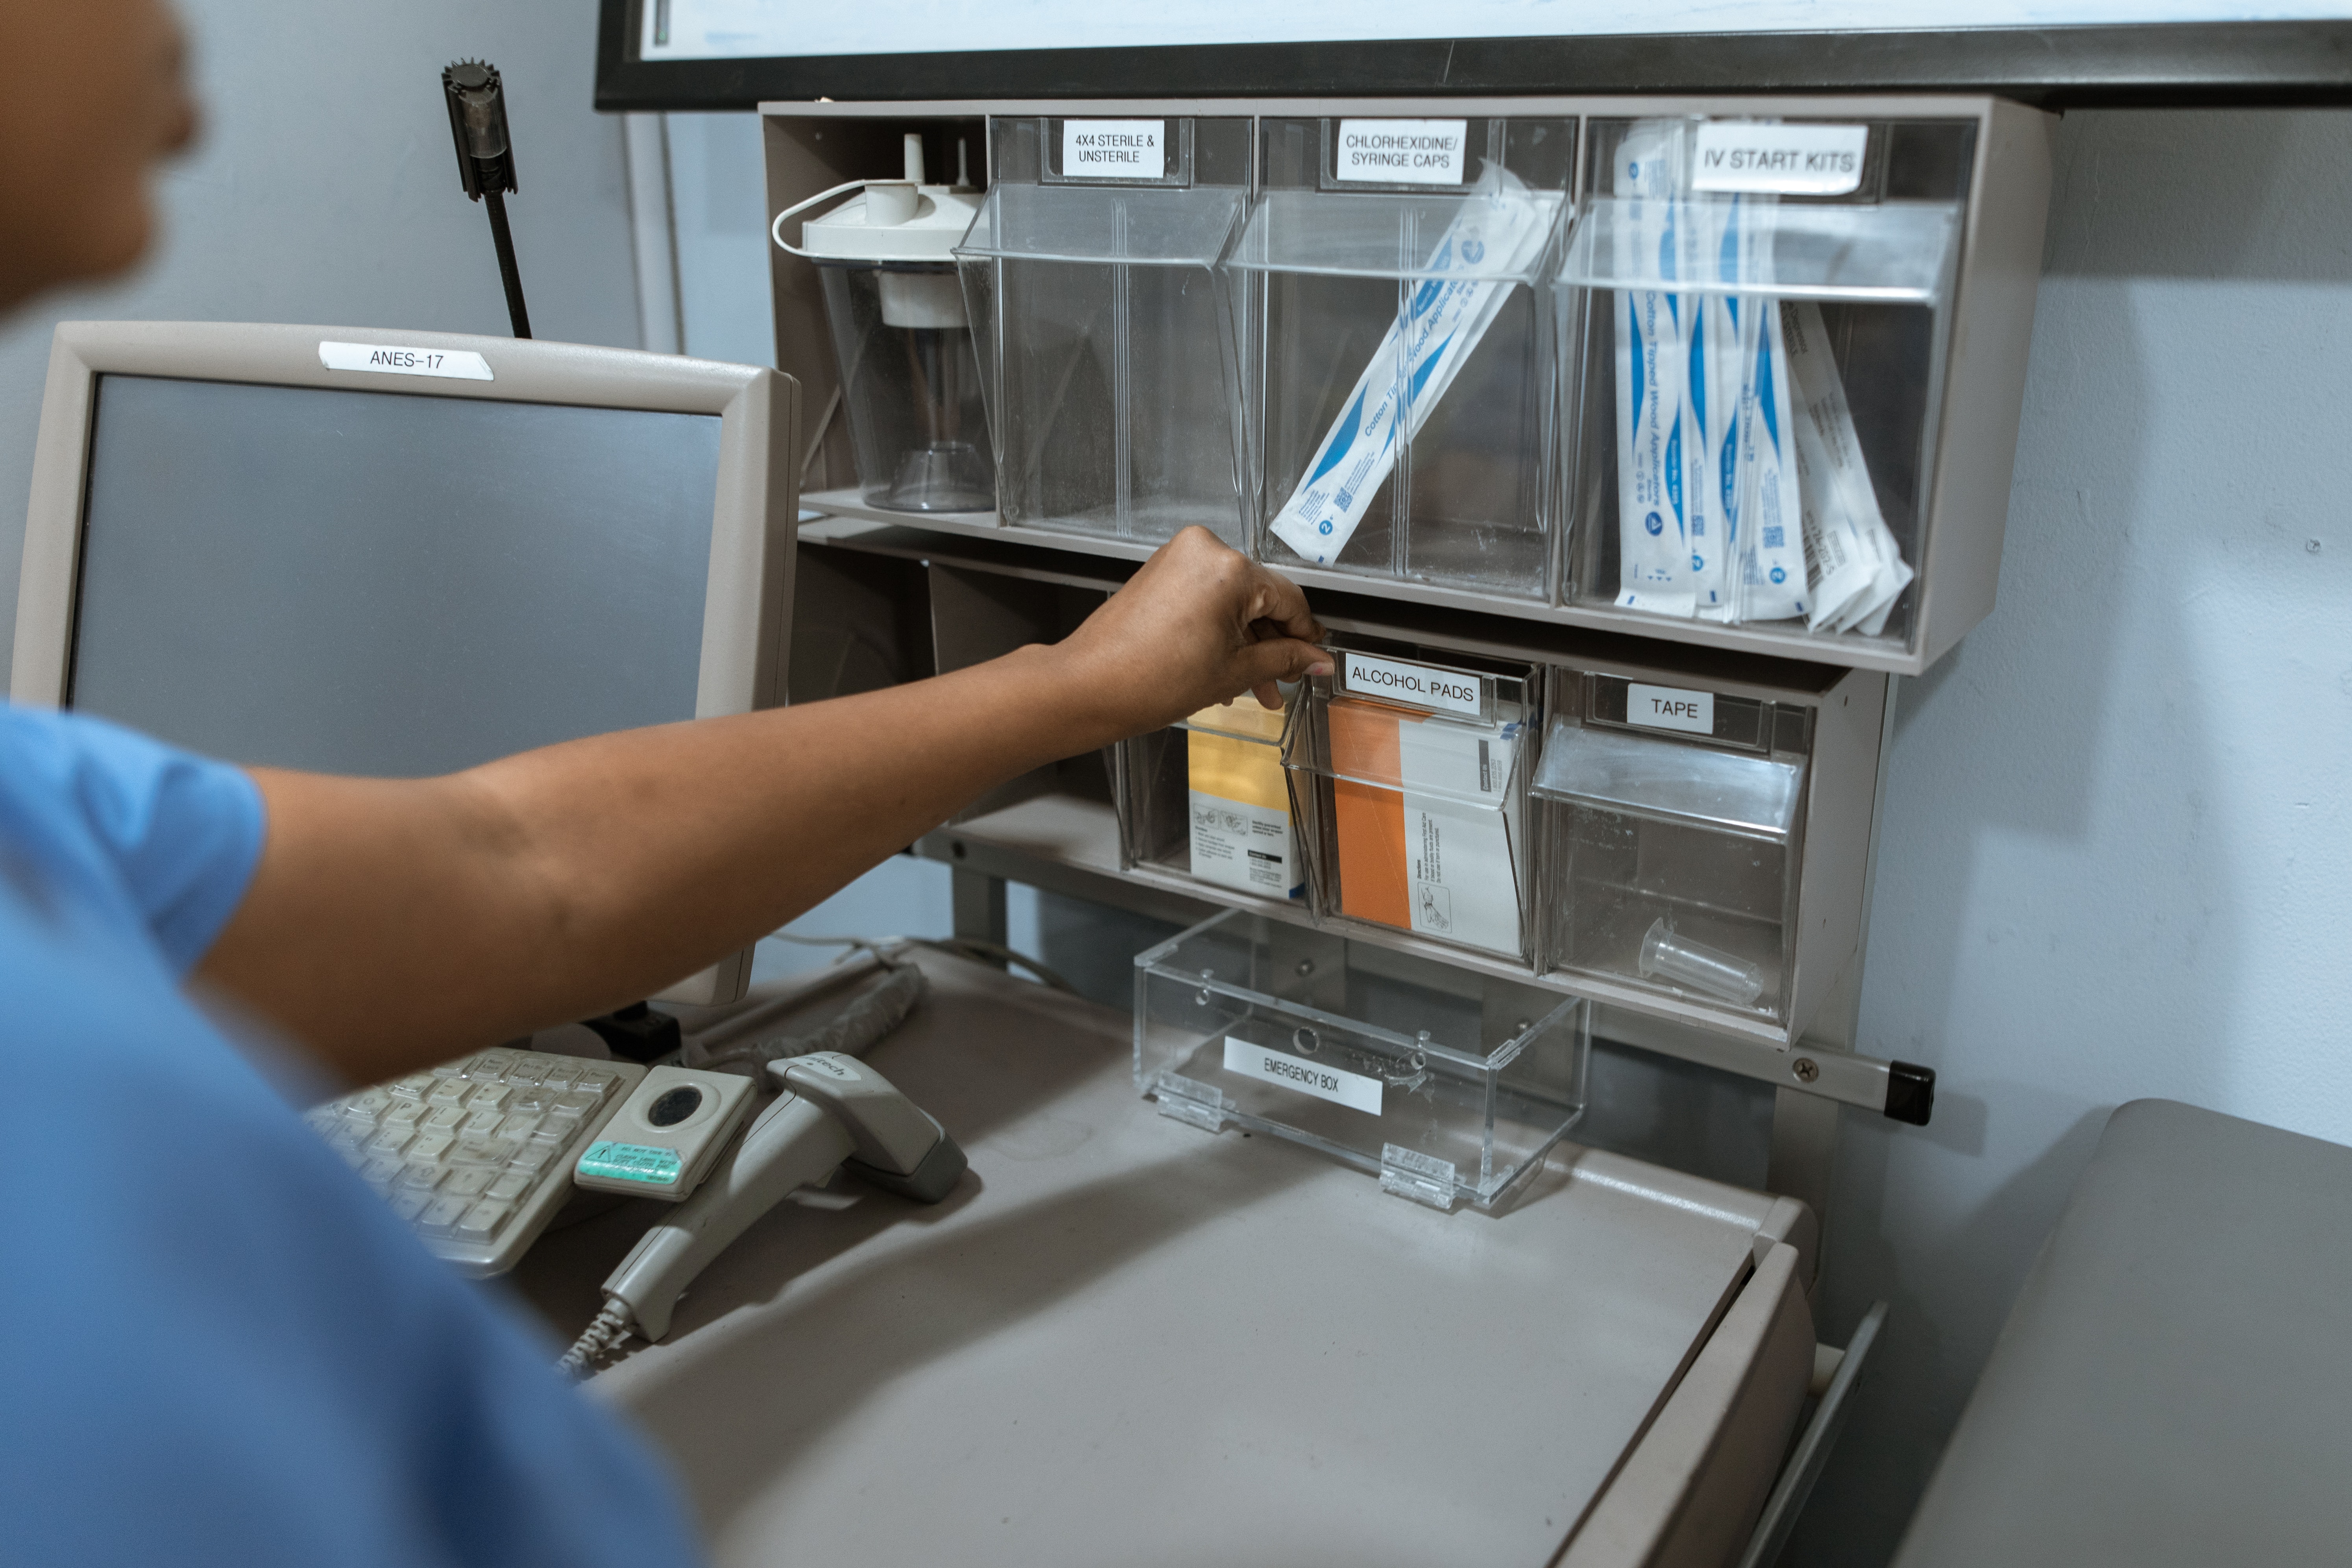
<box><xmin>596</xmin><ymin>4</ymin><xmax>2352</xmax><ymax>112</ymax></box>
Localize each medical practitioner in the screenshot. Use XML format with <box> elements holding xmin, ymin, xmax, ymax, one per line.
<box><xmin>0</xmin><ymin>4</ymin><xmax>1328</xmax><ymax>1563</ymax></box>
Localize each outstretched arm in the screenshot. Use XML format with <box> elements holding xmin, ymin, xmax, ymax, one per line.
<box><xmin>197</xmin><ymin>529</ymin><xmax>1326</xmax><ymax>1087</ymax></box>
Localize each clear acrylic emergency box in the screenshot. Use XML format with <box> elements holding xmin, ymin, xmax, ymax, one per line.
<box><xmin>1556</xmin><ymin>115</ymin><xmax>1970</xmax><ymax>659</ymax></box>
<box><xmin>1116</xmin><ymin>693</ymin><xmax>1303</xmax><ymax>903</ymax></box>
<box><xmin>956</xmin><ymin>116</ymin><xmax>1252</xmax><ymax>545</ymax></box>
<box><xmin>1229</xmin><ymin>115</ymin><xmax>1575</xmax><ymax>597</ymax></box>
<box><xmin>1282</xmin><ymin>638</ymin><xmax>1541</xmax><ymax>966</ymax></box>
<box><xmin>1135</xmin><ymin>909</ymin><xmax>1589</xmax><ymax>1210</ymax></box>
<box><xmin>1532</xmin><ymin>670</ymin><xmax>1812</xmax><ymax>1029</ymax></box>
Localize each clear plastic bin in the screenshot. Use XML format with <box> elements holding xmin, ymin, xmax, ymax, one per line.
<box><xmin>956</xmin><ymin>116</ymin><xmax>1251</xmax><ymax>545</ymax></box>
<box><xmin>1532</xmin><ymin>668</ymin><xmax>1814</xmax><ymax>1027</ymax></box>
<box><xmin>1229</xmin><ymin>115</ymin><xmax>1575</xmax><ymax>597</ymax></box>
<box><xmin>1557</xmin><ymin>116</ymin><xmax>1972</xmax><ymax>654</ymax></box>
<box><xmin>1116</xmin><ymin>693</ymin><xmax>1303</xmax><ymax>901</ymax></box>
<box><xmin>1283</xmin><ymin>639</ymin><xmax>1540</xmax><ymax>964</ymax></box>
<box><xmin>1135</xmin><ymin>909</ymin><xmax>1589</xmax><ymax>1210</ymax></box>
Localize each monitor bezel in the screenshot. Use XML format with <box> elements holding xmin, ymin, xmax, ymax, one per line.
<box><xmin>13</xmin><ymin>319</ymin><xmax>801</xmax><ymax>1008</ymax></box>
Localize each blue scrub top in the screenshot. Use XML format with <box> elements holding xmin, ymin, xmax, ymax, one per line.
<box><xmin>0</xmin><ymin>706</ymin><xmax>703</xmax><ymax>1568</ymax></box>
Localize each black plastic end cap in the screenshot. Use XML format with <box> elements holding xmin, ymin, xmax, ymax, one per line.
<box><xmin>1885</xmin><ymin>1061</ymin><xmax>1936</xmax><ymax>1126</ymax></box>
<box><xmin>582</xmin><ymin>1001</ymin><xmax>682</xmax><ymax>1064</ymax></box>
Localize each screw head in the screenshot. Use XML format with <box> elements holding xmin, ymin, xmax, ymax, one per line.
<box><xmin>1295</xmin><ymin>959</ymin><xmax>1315</xmax><ymax>977</ymax></box>
<box><xmin>1792</xmin><ymin>1056</ymin><xmax>1820</xmax><ymax>1083</ymax></box>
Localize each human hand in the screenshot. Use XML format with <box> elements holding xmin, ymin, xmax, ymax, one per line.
<box><xmin>1051</xmin><ymin>527</ymin><xmax>1328</xmax><ymax>741</ymax></box>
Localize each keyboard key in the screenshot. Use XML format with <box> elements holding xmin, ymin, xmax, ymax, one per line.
<box><xmin>408</xmin><ymin>1131</ymin><xmax>455</xmax><ymax>1162</ymax></box>
<box><xmin>336</xmin><ymin>1139</ymin><xmax>372</xmax><ymax>1171</ymax></box>
<box><xmin>464</xmin><ymin>1082</ymin><xmax>512</xmax><ymax>1114</ymax></box>
<box><xmin>540</xmin><ymin>1060</ymin><xmax>582</xmax><ymax>1088</ymax></box>
<box><xmin>461</xmin><ymin>1109</ymin><xmax>504</xmax><ymax>1138</ymax></box>
<box><xmin>508</xmin><ymin>1144</ymin><xmax>553</xmax><ymax>1175</ymax></box>
<box><xmin>454</xmin><ymin>1199</ymin><xmax>513</xmax><ymax>1242</ymax></box>
<box><xmin>441</xmin><ymin>1167</ymin><xmax>493</xmax><ymax>1199</ymax></box>
<box><xmin>398</xmin><ymin>1162</ymin><xmax>444</xmax><ymax>1192</ymax></box>
<box><xmin>426</xmin><ymin>1079</ymin><xmax>469</xmax><ymax>1106</ymax></box>
<box><xmin>467</xmin><ymin>1051</ymin><xmax>517</xmax><ymax>1079</ymax></box>
<box><xmin>419</xmin><ymin>1195</ymin><xmax>470</xmax><ymax>1236</ymax></box>
<box><xmin>360</xmin><ymin>1156</ymin><xmax>404</xmax><ymax>1190</ymax></box>
<box><xmin>550</xmin><ymin>1091</ymin><xmax>599</xmax><ymax>1120</ymax></box>
<box><xmin>485</xmin><ymin>1172</ymin><xmax>531</xmax><ymax>1204</ymax></box>
<box><xmin>383</xmin><ymin>1101</ymin><xmax>427</xmax><ymax>1130</ymax></box>
<box><xmin>452</xmin><ymin>1136</ymin><xmax>518</xmax><ymax>1167</ymax></box>
<box><xmin>388</xmin><ymin>1072</ymin><xmax>437</xmax><ymax>1101</ymax></box>
<box><xmin>576</xmin><ymin>1067</ymin><xmax>619</xmax><ymax>1095</ymax></box>
<box><xmin>423</xmin><ymin>1104</ymin><xmax>467</xmax><ymax>1133</ymax></box>
<box><xmin>345</xmin><ymin>1088</ymin><xmax>392</xmax><ymax>1119</ymax></box>
<box><xmin>509</xmin><ymin>1087</ymin><xmax>556</xmax><ymax>1116</ymax></box>
<box><xmin>502</xmin><ymin>1055</ymin><xmax>552</xmax><ymax>1086</ymax></box>
<box><xmin>366</xmin><ymin>1127</ymin><xmax>414</xmax><ymax>1156</ymax></box>
<box><xmin>496</xmin><ymin>1114</ymin><xmax>543</xmax><ymax>1142</ymax></box>
<box><xmin>390</xmin><ymin>1191</ymin><xmax>433</xmax><ymax>1224</ymax></box>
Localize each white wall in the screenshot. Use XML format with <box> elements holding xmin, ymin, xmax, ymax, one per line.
<box><xmin>0</xmin><ymin>0</ymin><xmax>644</xmax><ymax>661</ymax></box>
<box><xmin>1789</xmin><ymin>106</ymin><xmax>2352</xmax><ymax>1565</ymax></box>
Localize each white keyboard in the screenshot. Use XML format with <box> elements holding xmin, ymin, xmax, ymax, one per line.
<box><xmin>305</xmin><ymin>1048</ymin><xmax>647</xmax><ymax>1277</ymax></box>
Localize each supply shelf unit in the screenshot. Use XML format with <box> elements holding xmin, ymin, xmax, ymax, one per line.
<box><xmin>765</xmin><ymin>94</ymin><xmax>2051</xmax><ymax>1223</ymax></box>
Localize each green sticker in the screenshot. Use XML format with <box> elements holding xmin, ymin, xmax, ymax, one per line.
<box><xmin>578</xmin><ymin>1140</ymin><xmax>682</xmax><ymax>1185</ymax></box>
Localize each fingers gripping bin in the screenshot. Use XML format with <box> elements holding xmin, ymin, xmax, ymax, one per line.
<box><xmin>1558</xmin><ymin>116</ymin><xmax>1972</xmax><ymax>659</ymax></box>
<box><xmin>1136</xmin><ymin>911</ymin><xmax>1590</xmax><ymax>1210</ymax></box>
<box><xmin>1232</xmin><ymin>115</ymin><xmax>1575</xmax><ymax>597</ymax></box>
<box><xmin>1285</xmin><ymin>641</ymin><xmax>1539</xmax><ymax>966</ymax></box>
<box><xmin>1116</xmin><ymin>694</ymin><xmax>1303</xmax><ymax>902</ymax></box>
<box><xmin>1530</xmin><ymin>661</ymin><xmax>1884</xmax><ymax>1042</ymax></box>
<box><xmin>956</xmin><ymin>117</ymin><xmax>1251</xmax><ymax>545</ymax></box>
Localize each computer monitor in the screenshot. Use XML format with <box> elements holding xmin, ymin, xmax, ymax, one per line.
<box><xmin>11</xmin><ymin>320</ymin><xmax>799</xmax><ymax>1006</ymax></box>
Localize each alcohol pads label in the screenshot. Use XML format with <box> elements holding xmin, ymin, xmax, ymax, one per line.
<box><xmin>1691</xmin><ymin>124</ymin><xmax>1868</xmax><ymax>196</ymax></box>
<box><xmin>1627</xmin><ymin>683</ymin><xmax>1716</xmax><ymax>734</ymax></box>
<box><xmin>318</xmin><ymin>341</ymin><xmax>494</xmax><ymax>380</ymax></box>
<box><xmin>1336</xmin><ymin>119</ymin><xmax>1467</xmax><ymax>185</ymax></box>
<box><xmin>1062</xmin><ymin>119</ymin><xmax>1166</xmax><ymax>179</ymax></box>
<box><xmin>1223</xmin><ymin>1037</ymin><xmax>1383</xmax><ymax>1115</ymax></box>
<box><xmin>1341</xmin><ymin>653</ymin><xmax>1488</xmax><ymax>719</ymax></box>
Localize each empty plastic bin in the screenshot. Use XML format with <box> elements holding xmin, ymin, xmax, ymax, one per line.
<box><xmin>957</xmin><ymin>116</ymin><xmax>1251</xmax><ymax>545</ymax></box>
<box><xmin>1135</xmin><ymin>909</ymin><xmax>1589</xmax><ymax>1210</ymax></box>
<box><xmin>1231</xmin><ymin>114</ymin><xmax>1576</xmax><ymax>597</ymax></box>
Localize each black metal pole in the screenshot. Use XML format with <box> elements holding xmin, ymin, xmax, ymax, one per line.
<box><xmin>482</xmin><ymin>188</ymin><xmax>532</xmax><ymax>339</ymax></box>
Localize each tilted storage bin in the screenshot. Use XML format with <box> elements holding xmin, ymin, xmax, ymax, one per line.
<box><xmin>1116</xmin><ymin>693</ymin><xmax>1303</xmax><ymax>903</ymax></box>
<box><xmin>957</xmin><ymin>116</ymin><xmax>1252</xmax><ymax>545</ymax></box>
<box><xmin>1283</xmin><ymin>637</ymin><xmax>1541</xmax><ymax>966</ymax></box>
<box><xmin>1136</xmin><ymin>909</ymin><xmax>1589</xmax><ymax>1209</ymax></box>
<box><xmin>1231</xmin><ymin>113</ymin><xmax>1576</xmax><ymax>597</ymax></box>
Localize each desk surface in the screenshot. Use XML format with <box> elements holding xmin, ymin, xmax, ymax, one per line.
<box><xmin>1894</xmin><ymin>1098</ymin><xmax>2352</xmax><ymax>1568</ymax></box>
<box><xmin>517</xmin><ymin>954</ymin><xmax>1797</xmax><ymax>1568</ymax></box>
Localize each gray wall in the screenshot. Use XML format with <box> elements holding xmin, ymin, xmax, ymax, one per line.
<box><xmin>0</xmin><ymin>0</ymin><xmax>643</xmax><ymax>659</ymax></box>
<box><xmin>1790</xmin><ymin>107</ymin><xmax>2352</xmax><ymax>1566</ymax></box>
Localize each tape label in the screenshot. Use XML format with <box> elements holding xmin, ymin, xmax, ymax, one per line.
<box><xmin>1336</xmin><ymin>119</ymin><xmax>1467</xmax><ymax>185</ymax></box>
<box><xmin>1063</xmin><ymin>119</ymin><xmax>1167</xmax><ymax>180</ymax></box>
<box><xmin>1627</xmin><ymin>683</ymin><xmax>1716</xmax><ymax>735</ymax></box>
<box><xmin>319</xmin><ymin>340</ymin><xmax>495</xmax><ymax>381</ymax></box>
<box><xmin>1223</xmin><ymin>1037</ymin><xmax>1383</xmax><ymax>1116</ymax></box>
<box><xmin>1340</xmin><ymin>652</ymin><xmax>1488</xmax><ymax>719</ymax></box>
<box><xmin>1690</xmin><ymin>124</ymin><xmax>1868</xmax><ymax>196</ymax></box>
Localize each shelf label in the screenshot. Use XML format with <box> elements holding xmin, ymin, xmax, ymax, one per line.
<box><xmin>1691</xmin><ymin>123</ymin><xmax>1868</xmax><ymax>196</ymax></box>
<box><xmin>1062</xmin><ymin>119</ymin><xmax>1166</xmax><ymax>180</ymax></box>
<box><xmin>1336</xmin><ymin>118</ymin><xmax>1467</xmax><ymax>185</ymax></box>
<box><xmin>318</xmin><ymin>340</ymin><xmax>493</xmax><ymax>381</ymax></box>
<box><xmin>1627</xmin><ymin>683</ymin><xmax>1716</xmax><ymax>735</ymax></box>
<box><xmin>1340</xmin><ymin>652</ymin><xmax>1488</xmax><ymax>719</ymax></box>
<box><xmin>1224</xmin><ymin>1037</ymin><xmax>1382</xmax><ymax>1116</ymax></box>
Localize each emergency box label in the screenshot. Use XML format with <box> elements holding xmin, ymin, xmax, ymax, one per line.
<box><xmin>1340</xmin><ymin>652</ymin><xmax>1489</xmax><ymax>719</ymax></box>
<box><xmin>1690</xmin><ymin>123</ymin><xmax>1868</xmax><ymax>196</ymax></box>
<box><xmin>318</xmin><ymin>340</ymin><xmax>494</xmax><ymax>381</ymax></box>
<box><xmin>1627</xmin><ymin>683</ymin><xmax>1716</xmax><ymax>735</ymax></box>
<box><xmin>1336</xmin><ymin>119</ymin><xmax>1467</xmax><ymax>185</ymax></box>
<box><xmin>1062</xmin><ymin>119</ymin><xmax>1167</xmax><ymax>179</ymax></box>
<box><xmin>1223</xmin><ymin>1037</ymin><xmax>1383</xmax><ymax>1116</ymax></box>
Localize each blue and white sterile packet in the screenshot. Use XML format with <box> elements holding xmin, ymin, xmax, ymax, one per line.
<box><xmin>1268</xmin><ymin>167</ymin><xmax>1559</xmax><ymax>567</ymax></box>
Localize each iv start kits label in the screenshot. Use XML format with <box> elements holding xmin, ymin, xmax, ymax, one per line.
<box><xmin>1062</xmin><ymin>119</ymin><xmax>1167</xmax><ymax>179</ymax></box>
<box><xmin>1337</xmin><ymin>118</ymin><xmax>1467</xmax><ymax>185</ymax></box>
<box><xmin>1690</xmin><ymin>123</ymin><xmax>1868</xmax><ymax>196</ymax></box>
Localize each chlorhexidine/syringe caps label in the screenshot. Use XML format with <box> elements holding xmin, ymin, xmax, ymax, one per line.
<box><xmin>1223</xmin><ymin>1037</ymin><xmax>1383</xmax><ymax>1116</ymax></box>
<box><xmin>1336</xmin><ymin>119</ymin><xmax>1467</xmax><ymax>185</ymax></box>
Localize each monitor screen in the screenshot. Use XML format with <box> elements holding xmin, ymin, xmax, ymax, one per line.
<box><xmin>69</xmin><ymin>375</ymin><xmax>723</xmax><ymax>778</ymax></box>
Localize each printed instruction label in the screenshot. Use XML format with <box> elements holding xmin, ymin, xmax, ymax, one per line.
<box><xmin>1690</xmin><ymin>124</ymin><xmax>1868</xmax><ymax>196</ymax></box>
<box><xmin>576</xmin><ymin>1141</ymin><xmax>682</xmax><ymax>1185</ymax></box>
<box><xmin>1188</xmin><ymin>791</ymin><xmax>1296</xmax><ymax>896</ymax></box>
<box><xmin>1223</xmin><ymin>1037</ymin><xmax>1383</xmax><ymax>1116</ymax></box>
<box><xmin>1062</xmin><ymin>119</ymin><xmax>1166</xmax><ymax>179</ymax></box>
<box><xmin>1336</xmin><ymin>118</ymin><xmax>1467</xmax><ymax>185</ymax></box>
<box><xmin>1626</xmin><ymin>683</ymin><xmax>1716</xmax><ymax>735</ymax></box>
<box><xmin>318</xmin><ymin>340</ymin><xmax>494</xmax><ymax>381</ymax></box>
<box><xmin>1341</xmin><ymin>652</ymin><xmax>1488</xmax><ymax>719</ymax></box>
